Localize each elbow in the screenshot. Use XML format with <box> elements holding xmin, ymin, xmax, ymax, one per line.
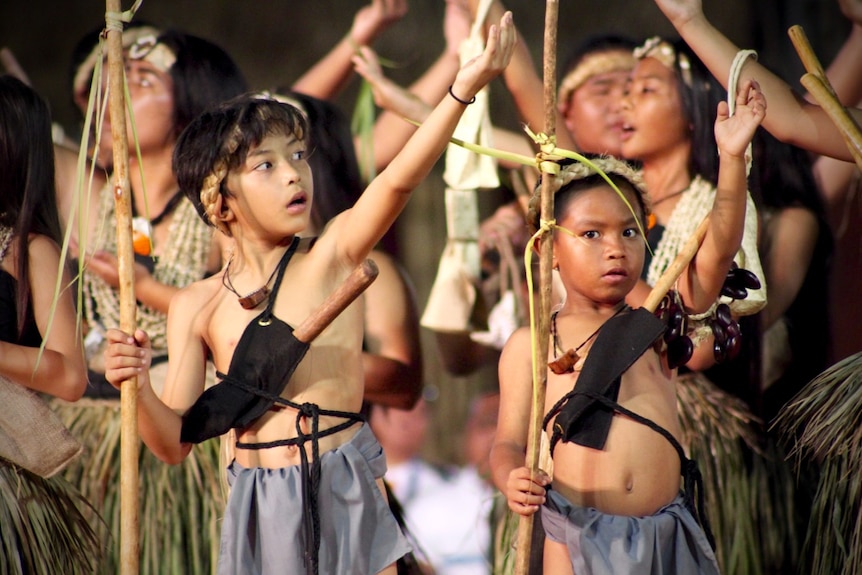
<box><xmin>55</xmin><ymin>371</ymin><xmax>88</xmax><ymax>402</ymax></box>
<box><xmin>58</xmin><ymin>384</ymin><xmax>86</xmax><ymax>403</ymax></box>
<box><xmin>157</xmin><ymin>443</ymin><xmax>191</xmax><ymax>466</ymax></box>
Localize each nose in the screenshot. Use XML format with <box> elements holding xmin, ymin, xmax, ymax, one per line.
<box><xmin>281</xmin><ymin>161</ymin><xmax>301</xmax><ymax>185</ymax></box>
<box><xmin>604</xmin><ymin>235</ymin><xmax>626</xmax><ymax>259</ymax></box>
<box><xmin>609</xmin><ymin>87</ymin><xmax>627</xmax><ymax>114</ymax></box>
<box><xmin>618</xmin><ymin>92</ymin><xmax>632</xmax><ymax>112</ymax></box>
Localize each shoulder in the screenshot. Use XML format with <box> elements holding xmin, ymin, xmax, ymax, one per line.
<box><xmin>172</xmin><ymin>274</ymin><xmax>220</xmax><ymax>312</ymax></box>
<box><xmin>26</xmin><ymin>233</ymin><xmax>62</xmax><ymax>264</ymax></box>
<box><xmin>501</xmin><ymin>326</ymin><xmax>532</xmax><ymax>354</ymax></box>
<box><xmin>498</xmin><ymin>326</ymin><xmax>533</xmax><ymax>376</ymax></box>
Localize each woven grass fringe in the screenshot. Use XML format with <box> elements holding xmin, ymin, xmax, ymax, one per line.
<box><xmin>52</xmin><ymin>398</ymin><xmax>226</xmax><ymax>575</ymax></box>
<box><xmin>774</xmin><ymin>351</ymin><xmax>862</xmax><ymax>575</ymax></box>
<box><xmin>0</xmin><ymin>459</ymin><xmax>100</xmax><ymax>574</ymax></box>
<box><xmin>677</xmin><ymin>372</ymin><xmax>802</xmax><ymax>575</ymax></box>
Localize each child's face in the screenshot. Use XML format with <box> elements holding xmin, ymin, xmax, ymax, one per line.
<box><xmin>553</xmin><ymin>184</ymin><xmax>644</xmax><ymax>306</ymax></box>
<box><xmin>619</xmin><ymin>57</ymin><xmax>689</xmax><ymax>162</ymax></box>
<box><xmin>99</xmin><ymin>59</ymin><xmax>175</xmax><ymax>163</ymax></box>
<box><xmin>561</xmin><ymin>57</ymin><xmax>631</xmax><ymax>157</ymax></box>
<box><xmin>224</xmin><ymin>132</ymin><xmax>313</xmax><ymax>240</ymax></box>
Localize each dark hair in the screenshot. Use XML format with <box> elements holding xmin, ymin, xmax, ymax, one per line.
<box><xmin>0</xmin><ymin>75</ymin><xmax>64</xmax><ymax>338</ymax></box>
<box><xmin>747</xmin><ymin>128</ymin><xmax>832</xmax><ymax>418</ymax></box>
<box><xmin>528</xmin><ymin>156</ymin><xmax>648</xmax><ymax>234</ymax></box>
<box><xmin>554</xmin><ymin>172</ymin><xmax>648</xmax><ymax>230</ymax></box>
<box><xmin>174</xmin><ymin>95</ymin><xmax>308</xmax><ymax>223</ymax></box>
<box><xmin>665</xmin><ymin>39</ymin><xmax>725</xmax><ymax>185</ymax></box>
<box><xmin>156</xmin><ymin>30</ymin><xmax>248</xmax><ymax>139</ymax></box>
<box><xmin>286</xmin><ymin>91</ymin><xmax>364</xmax><ymax>232</ymax></box>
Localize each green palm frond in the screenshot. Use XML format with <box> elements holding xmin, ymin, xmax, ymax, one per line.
<box><xmin>773</xmin><ymin>353</ymin><xmax>862</xmax><ymax>575</ymax></box>
<box><xmin>0</xmin><ymin>461</ymin><xmax>101</xmax><ymax>574</ymax></box>
<box><xmin>351</xmin><ymin>79</ymin><xmax>378</xmax><ymax>185</ymax></box>
<box><xmin>54</xmin><ymin>400</ymin><xmax>225</xmax><ymax>574</ymax></box>
<box><xmin>677</xmin><ymin>373</ymin><xmax>803</xmax><ymax>575</ymax></box>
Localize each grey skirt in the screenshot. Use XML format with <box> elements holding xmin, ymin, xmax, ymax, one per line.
<box><xmin>541</xmin><ymin>488</ymin><xmax>720</xmax><ymax>575</ymax></box>
<box><xmin>219</xmin><ymin>423</ymin><xmax>412</xmax><ymax>574</ymax></box>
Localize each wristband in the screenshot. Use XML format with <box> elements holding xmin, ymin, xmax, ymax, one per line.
<box><xmin>448</xmin><ymin>85</ymin><xmax>476</xmax><ymax>105</ymax></box>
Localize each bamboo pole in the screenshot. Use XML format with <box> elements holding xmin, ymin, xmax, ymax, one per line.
<box><xmin>788</xmin><ymin>25</ymin><xmax>862</xmax><ymax>170</ymax></box>
<box><xmin>104</xmin><ymin>2</ymin><xmax>139</xmax><ymax>573</ymax></box>
<box><xmin>514</xmin><ymin>1</ymin><xmax>558</xmax><ymax>573</ymax></box>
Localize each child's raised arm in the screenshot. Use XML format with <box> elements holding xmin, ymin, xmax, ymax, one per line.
<box><xmin>291</xmin><ymin>0</ymin><xmax>408</xmax><ymax>101</ymax></box>
<box><xmin>655</xmin><ymin>0</ymin><xmax>862</xmax><ymax>161</ymax></box>
<box><xmin>335</xmin><ymin>10</ymin><xmax>516</xmax><ymax>266</ymax></box>
<box><xmin>677</xmin><ymin>80</ymin><xmax>766</xmax><ymax>312</ymax></box>
<box><xmin>466</xmin><ymin>0</ymin><xmax>577</xmax><ymax>151</ymax></box>
<box><xmin>351</xmin><ymin>0</ymin><xmax>470</xmax><ymax>172</ymax></box>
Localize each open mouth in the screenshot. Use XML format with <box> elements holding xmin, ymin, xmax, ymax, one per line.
<box><xmin>288</xmin><ymin>192</ymin><xmax>307</xmax><ymax>207</ymax></box>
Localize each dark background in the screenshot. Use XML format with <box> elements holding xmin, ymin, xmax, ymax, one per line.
<box><xmin>0</xmin><ymin>0</ymin><xmax>851</xmax><ymax>461</ymax></box>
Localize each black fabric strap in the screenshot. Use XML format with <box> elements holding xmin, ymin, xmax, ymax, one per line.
<box><xmin>543</xmin><ymin>307</ymin><xmax>665</xmax><ymax>450</ymax></box>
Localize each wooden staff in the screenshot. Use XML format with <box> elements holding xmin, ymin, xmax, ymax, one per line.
<box><xmin>104</xmin><ymin>2</ymin><xmax>139</xmax><ymax>573</ymax></box>
<box><xmin>788</xmin><ymin>25</ymin><xmax>862</xmax><ymax>171</ymax></box>
<box><xmin>642</xmin><ymin>215</ymin><xmax>710</xmax><ymax>313</ymax></box>
<box><xmin>514</xmin><ymin>1</ymin><xmax>558</xmax><ymax>573</ymax></box>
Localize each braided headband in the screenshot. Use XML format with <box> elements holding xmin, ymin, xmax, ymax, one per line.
<box><xmin>634</xmin><ymin>36</ymin><xmax>692</xmax><ymax>88</ymax></box>
<box><xmin>526</xmin><ymin>156</ymin><xmax>648</xmax><ymax>235</ymax></box>
<box><xmin>558</xmin><ymin>51</ymin><xmax>637</xmax><ymax>106</ymax></box>
<box><xmin>72</xmin><ymin>26</ymin><xmax>170</xmax><ymax>99</ymax></box>
<box><xmin>199</xmin><ymin>125</ymin><xmax>243</xmax><ymax>236</ymax></box>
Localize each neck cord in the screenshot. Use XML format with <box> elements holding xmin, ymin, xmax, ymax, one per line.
<box><xmin>222</xmin><ymin>250</ymin><xmax>284</xmax><ymax>310</ymax></box>
<box><xmin>549</xmin><ymin>304</ymin><xmax>628</xmax><ymax>374</ymax></box>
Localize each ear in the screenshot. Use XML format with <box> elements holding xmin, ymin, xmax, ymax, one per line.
<box><xmin>213</xmin><ymin>193</ymin><xmax>235</xmax><ymax>224</ymax></box>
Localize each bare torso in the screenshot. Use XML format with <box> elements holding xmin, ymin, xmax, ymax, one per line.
<box><xmin>201</xmin><ymin>247</ymin><xmax>367</xmax><ymax>469</ymax></box>
<box><xmin>545</xmin><ymin>344</ymin><xmax>682</xmax><ymax>517</ymax></box>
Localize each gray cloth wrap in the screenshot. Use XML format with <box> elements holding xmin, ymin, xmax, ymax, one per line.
<box><xmin>541</xmin><ymin>489</ymin><xmax>720</xmax><ymax>575</ymax></box>
<box><xmin>218</xmin><ymin>423</ymin><xmax>411</xmax><ymax>574</ymax></box>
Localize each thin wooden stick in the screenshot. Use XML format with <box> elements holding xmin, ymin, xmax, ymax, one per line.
<box><xmin>642</xmin><ymin>215</ymin><xmax>710</xmax><ymax>312</ymax></box>
<box><xmin>787</xmin><ymin>26</ymin><xmax>832</xmax><ymax>97</ymax></box>
<box><xmin>293</xmin><ymin>260</ymin><xmax>378</xmax><ymax>342</ymax></box>
<box><xmin>515</xmin><ymin>1</ymin><xmax>558</xmax><ymax>573</ymax></box>
<box><xmin>104</xmin><ymin>3</ymin><xmax>139</xmax><ymax>573</ymax></box>
<box><xmin>800</xmin><ymin>74</ymin><xmax>862</xmax><ymax>171</ymax></box>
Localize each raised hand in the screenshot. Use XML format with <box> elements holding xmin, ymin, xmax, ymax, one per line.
<box><xmin>449</xmin><ymin>10</ymin><xmax>516</xmax><ymax>101</ymax></box>
<box><xmin>652</xmin><ymin>0</ymin><xmax>704</xmax><ymax>29</ymax></box>
<box><xmin>714</xmin><ymin>79</ymin><xmax>767</xmax><ymax>158</ymax></box>
<box><xmin>87</xmin><ymin>250</ymin><xmax>153</xmax><ymax>290</ymax></box>
<box><xmin>351</xmin><ymin>0</ymin><xmax>409</xmax><ymax>46</ymax></box>
<box><xmin>444</xmin><ymin>0</ymin><xmax>472</xmax><ymax>56</ymax></box>
<box><xmin>353</xmin><ymin>46</ymin><xmax>429</xmax><ymax>120</ymax></box>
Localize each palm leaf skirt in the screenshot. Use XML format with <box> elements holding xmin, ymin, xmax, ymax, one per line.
<box><xmin>773</xmin><ymin>351</ymin><xmax>862</xmax><ymax>575</ymax></box>
<box><xmin>52</xmin><ymin>399</ymin><xmax>226</xmax><ymax>575</ymax></box>
<box><xmin>677</xmin><ymin>372</ymin><xmax>803</xmax><ymax>575</ymax></box>
<box><xmin>0</xmin><ymin>460</ymin><xmax>100</xmax><ymax>574</ymax></box>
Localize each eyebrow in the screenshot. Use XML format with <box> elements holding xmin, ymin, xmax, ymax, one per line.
<box><xmin>247</xmin><ymin>136</ymin><xmax>299</xmax><ymax>158</ymax></box>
